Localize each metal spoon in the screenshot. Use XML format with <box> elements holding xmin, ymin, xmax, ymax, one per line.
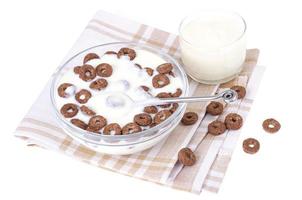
<box><xmin>106</xmin><ymin>89</ymin><xmax>237</xmax><ymax>108</ymax></box>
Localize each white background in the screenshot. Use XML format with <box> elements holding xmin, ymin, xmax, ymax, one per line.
<box><xmin>0</xmin><ymin>0</ymin><xmax>301</xmax><ymax>199</ymax></box>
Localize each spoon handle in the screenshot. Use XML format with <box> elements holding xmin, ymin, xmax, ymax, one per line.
<box><xmin>137</xmin><ymin>89</ymin><xmax>237</xmax><ymax>106</ymax></box>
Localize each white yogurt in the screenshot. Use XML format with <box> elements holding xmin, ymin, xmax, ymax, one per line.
<box><xmin>55</xmin><ymin>49</ymin><xmax>183</xmax><ymax>129</ymax></box>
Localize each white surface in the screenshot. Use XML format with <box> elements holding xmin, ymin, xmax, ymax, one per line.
<box><xmin>0</xmin><ymin>0</ymin><xmax>301</xmax><ymax>200</ymax></box>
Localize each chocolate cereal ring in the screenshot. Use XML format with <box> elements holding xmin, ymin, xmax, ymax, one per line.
<box><xmin>103</xmin><ymin>123</ymin><xmax>122</xmax><ymax>135</ymax></box>
<box><xmin>145</xmin><ymin>67</ymin><xmax>154</xmax><ymax>76</ymax></box>
<box><xmin>178</xmin><ymin>148</ymin><xmax>196</xmax><ymax>166</ymax></box>
<box><xmin>181</xmin><ymin>112</ymin><xmax>198</xmax><ymax>125</ymax></box>
<box><xmin>170</xmin><ymin>103</ymin><xmax>179</xmax><ymax>113</ymax></box>
<box><xmin>117</xmin><ymin>48</ymin><xmax>136</xmax><ymax>60</ymax></box>
<box><xmin>79</xmin><ymin>64</ymin><xmax>96</xmax><ymax>81</ymax></box>
<box><xmin>231</xmin><ymin>85</ymin><xmax>246</xmax><ymax>99</ymax></box>
<box><xmin>134</xmin><ymin>113</ymin><xmax>152</xmax><ymax>126</ymax></box>
<box><xmin>58</xmin><ymin>83</ymin><xmax>74</xmax><ymax>98</ymax></box>
<box><xmin>83</xmin><ymin>53</ymin><xmax>99</xmax><ymax>64</ymax></box>
<box><xmin>172</xmin><ymin>88</ymin><xmax>182</xmax><ymax>97</ymax></box>
<box><xmin>140</xmin><ymin>85</ymin><xmax>150</xmax><ymax>92</ymax></box>
<box><xmin>243</xmin><ymin>138</ymin><xmax>260</xmax><ymax>154</ymax></box>
<box><xmin>60</xmin><ymin>103</ymin><xmax>78</xmax><ymax>118</ymax></box>
<box><xmin>105</xmin><ymin>51</ymin><xmax>117</xmax><ymax>55</ymax></box>
<box><xmin>262</xmin><ymin>118</ymin><xmax>281</xmax><ymax>133</ymax></box>
<box><xmin>96</xmin><ymin>63</ymin><xmax>113</xmax><ymax>77</ymax></box>
<box><xmin>206</xmin><ymin>101</ymin><xmax>224</xmax><ymax>116</ymax></box>
<box><xmin>73</xmin><ymin>66</ymin><xmax>82</xmax><ymax>74</ymax></box>
<box><xmin>80</xmin><ymin>105</ymin><xmax>96</xmax><ymax>116</ymax></box>
<box><xmin>134</xmin><ymin>63</ymin><xmax>142</xmax><ymax>69</ymax></box>
<box><xmin>208</xmin><ymin>120</ymin><xmax>226</xmax><ymax>136</ymax></box>
<box><xmin>154</xmin><ymin>110</ymin><xmax>171</xmax><ymax>124</ymax></box>
<box><xmin>89</xmin><ymin>78</ymin><xmax>108</xmax><ymax>90</ymax></box>
<box><xmin>75</xmin><ymin>89</ymin><xmax>92</xmax><ymax>104</ymax></box>
<box><xmin>122</xmin><ymin>123</ymin><xmax>142</xmax><ymax>135</ymax></box>
<box><xmin>88</xmin><ymin>115</ymin><xmax>107</xmax><ymax>132</ymax></box>
<box><xmin>144</xmin><ymin>106</ymin><xmax>158</xmax><ymax>114</ymax></box>
<box><xmin>156</xmin><ymin>92</ymin><xmax>172</xmax><ymax>108</ymax></box>
<box><xmin>152</xmin><ymin>74</ymin><xmax>170</xmax><ymax>88</ymax></box>
<box><xmin>225</xmin><ymin>113</ymin><xmax>243</xmax><ymax>130</ymax></box>
<box><xmin>156</xmin><ymin>63</ymin><xmax>173</xmax><ymax>74</ymax></box>
<box><xmin>71</xmin><ymin>118</ymin><xmax>88</xmax><ymax>130</ymax></box>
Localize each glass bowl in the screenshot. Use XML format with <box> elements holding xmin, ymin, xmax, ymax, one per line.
<box><xmin>50</xmin><ymin>42</ymin><xmax>189</xmax><ymax>155</ymax></box>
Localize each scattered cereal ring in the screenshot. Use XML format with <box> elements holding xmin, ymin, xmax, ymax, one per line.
<box><xmin>88</xmin><ymin>115</ymin><xmax>107</xmax><ymax>131</ymax></box>
<box><xmin>181</xmin><ymin>112</ymin><xmax>198</xmax><ymax>125</ymax></box>
<box><xmin>206</xmin><ymin>101</ymin><xmax>224</xmax><ymax>116</ymax></box>
<box><xmin>208</xmin><ymin>120</ymin><xmax>226</xmax><ymax>136</ymax></box>
<box><xmin>89</xmin><ymin>78</ymin><xmax>108</xmax><ymax>90</ymax></box>
<box><xmin>225</xmin><ymin>113</ymin><xmax>243</xmax><ymax>130</ymax></box>
<box><xmin>178</xmin><ymin>148</ymin><xmax>196</xmax><ymax>166</ymax></box>
<box><xmin>80</xmin><ymin>105</ymin><xmax>96</xmax><ymax>116</ymax></box>
<box><xmin>75</xmin><ymin>89</ymin><xmax>92</xmax><ymax>104</ymax></box>
<box><xmin>96</xmin><ymin>63</ymin><xmax>113</xmax><ymax>77</ymax></box>
<box><xmin>71</xmin><ymin>118</ymin><xmax>88</xmax><ymax>130</ymax></box>
<box><xmin>154</xmin><ymin>110</ymin><xmax>171</xmax><ymax>124</ymax></box>
<box><xmin>231</xmin><ymin>85</ymin><xmax>246</xmax><ymax>99</ymax></box>
<box><xmin>145</xmin><ymin>67</ymin><xmax>154</xmax><ymax>76</ymax></box>
<box><xmin>122</xmin><ymin>123</ymin><xmax>142</xmax><ymax>135</ymax></box>
<box><xmin>262</xmin><ymin>118</ymin><xmax>281</xmax><ymax>133</ymax></box>
<box><xmin>134</xmin><ymin>113</ymin><xmax>152</xmax><ymax>126</ymax></box>
<box><xmin>117</xmin><ymin>47</ymin><xmax>136</xmax><ymax>60</ymax></box>
<box><xmin>156</xmin><ymin>63</ymin><xmax>173</xmax><ymax>74</ymax></box>
<box><xmin>60</xmin><ymin>103</ymin><xmax>78</xmax><ymax>118</ymax></box>
<box><xmin>58</xmin><ymin>83</ymin><xmax>74</xmax><ymax>98</ymax></box>
<box><xmin>243</xmin><ymin>138</ymin><xmax>260</xmax><ymax>154</ymax></box>
<box><xmin>103</xmin><ymin>123</ymin><xmax>122</xmax><ymax>135</ymax></box>
<box><xmin>83</xmin><ymin>53</ymin><xmax>99</xmax><ymax>64</ymax></box>
<box><xmin>79</xmin><ymin>64</ymin><xmax>96</xmax><ymax>81</ymax></box>
<box><xmin>144</xmin><ymin>106</ymin><xmax>158</xmax><ymax>114</ymax></box>
<box><xmin>152</xmin><ymin>74</ymin><xmax>170</xmax><ymax>88</ymax></box>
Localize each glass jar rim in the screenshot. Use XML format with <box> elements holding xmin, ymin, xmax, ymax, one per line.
<box><xmin>179</xmin><ymin>10</ymin><xmax>247</xmax><ymax>50</ymax></box>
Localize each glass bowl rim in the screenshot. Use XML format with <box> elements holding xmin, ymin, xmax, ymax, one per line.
<box><xmin>50</xmin><ymin>42</ymin><xmax>189</xmax><ymax>141</ymax></box>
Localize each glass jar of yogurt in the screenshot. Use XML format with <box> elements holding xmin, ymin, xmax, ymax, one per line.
<box><xmin>179</xmin><ymin>11</ymin><xmax>247</xmax><ymax>84</ymax></box>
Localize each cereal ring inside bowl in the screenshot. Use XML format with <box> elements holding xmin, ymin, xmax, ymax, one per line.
<box><xmin>156</xmin><ymin>92</ymin><xmax>172</xmax><ymax>108</ymax></box>
<box><xmin>181</xmin><ymin>112</ymin><xmax>198</xmax><ymax>125</ymax></box>
<box><xmin>80</xmin><ymin>105</ymin><xmax>96</xmax><ymax>116</ymax></box>
<box><xmin>58</xmin><ymin>83</ymin><xmax>75</xmax><ymax>98</ymax></box>
<box><xmin>71</xmin><ymin>118</ymin><xmax>88</xmax><ymax>130</ymax></box>
<box><xmin>262</xmin><ymin>118</ymin><xmax>281</xmax><ymax>133</ymax></box>
<box><xmin>154</xmin><ymin>110</ymin><xmax>171</xmax><ymax>124</ymax></box>
<box><xmin>134</xmin><ymin>113</ymin><xmax>152</xmax><ymax>126</ymax></box>
<box><xmin>206</xmin><ymin>101</ymin><xmax>224</xmax><ymax>116</ymax></box>
<box><xmin>88</xmin><ymin>115</ymin><xmax>107</xmax><ymax>131</ymax></box>
<box><xmin>117</xmin><ymin>48</ymin><xmax>136</xmax><ymax>60</ymax></box>
<box><xmin>96</xmin><ymin>63</ymin><xmax>113</xmax><ymax>77</ymax></box>
<box><xmin>144</xmin><ymin>106</ymin><xmax>158</xmax><ymax>114</ymax></box>
<box><xmin>208</xmin><ymin>120</ymin><xmax>226</xmax><ymax>136</ymax></box>
<box><xmin>89</xmin><ymin>78</ymin><xmax>108</xmax><ymax>90</ymax></box>
<box><xmin>105</xmin><ymin>51</ymin><xmax>117</xmax><ymax>55</ymax></box>
<box><xmin>83</xmin><ymin>53</ymin><xmax>99</xmax><ymax>64</ymax></box>
<box><xmin>79</xmin><ymin>64</ymin><xmax>96</xmax><ymax>81</ymax></box>
<box><xmin>231</xmin><ymin>85</ymin><xmax>246</xmax><ymax>99</ymax></box>
<box><xmin>156</xmin><ymin>63</ymin><xmax>173</xmax><ymax>74</ymax></box>
<box><xmin>60</xmin><ymin>103</ymin><xmax>78</xmax><ymax>118</ymax></box>
<box><xmin>73</xmin><ymin>66</ymin><xmax>82</xmax><ymax>74</ymax></box>
<box><xmin>172</xmin><ymin>88</ymin><xmax>182</xmax><ymax>97</ymax></box>
<box><xmin>170</xmin><ymin>103</ymin><xmax>179</xmax><ymax>113</ymax></box>
<box><xmin>152</xmin><ymin>74</ymin><xmax>170</xmax><ymax>88</ymax></box>
<box><xmin>145</xmin><ymin>67</ymin><xmax>154</xmax><ymax>76</ymax></box>
<box><xmin>122</xmin><ymin>123</ymin><xmax>142</xmax><ymax>135</ymax></box>
<box><xmin>103</xmin><ymin>123</ymin><xmax>122</xmax><ymax>135</ymax></box>
<box><xmin>225</xmin><ymin>113</ymin><xmax>243</xmax><ymax>130</ymax></box>
<box><xmin>75</xmin><ymin>89</ymin><xmax>92</xmax><ymax>104</ymax></box>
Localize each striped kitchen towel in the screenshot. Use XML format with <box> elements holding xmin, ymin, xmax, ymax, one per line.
<box><xmin>14</xmin><ymin>10</ymin><xmax>263</xmax><ymax>194</ymax></box>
